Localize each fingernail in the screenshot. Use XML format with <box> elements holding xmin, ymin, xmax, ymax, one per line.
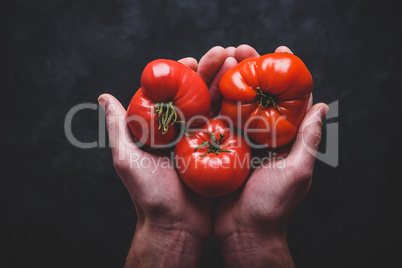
<box><xmin>98</xmin><ymin>96</ymin><xmax>108</xmax><ymax>111</ymax></box>
<box><xmin>319</xmin><ymin>105</ymin><xmax>329</xmax><ymax>121</ymax></box>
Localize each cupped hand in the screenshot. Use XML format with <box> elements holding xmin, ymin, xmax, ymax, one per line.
<box><xmin>98</xmin><ymin>46</ymin><xmax>236</xmax><ymax>267</ymax></box>
<box><xmin>213</xmin><ymin>45</ymin><xmax>328</xmax><ymax>267</ymax></box>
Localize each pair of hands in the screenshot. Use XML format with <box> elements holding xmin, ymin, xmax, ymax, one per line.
<box><xmin>98</xmin><ymin>45</ymin><xmax>328</xmax><ymax>267</ymax></box>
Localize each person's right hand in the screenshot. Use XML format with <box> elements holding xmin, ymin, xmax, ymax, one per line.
<box><xmin>213</xmin><ymin>45</ymin><xmax>328</xmax><ymax>267</ymax></box>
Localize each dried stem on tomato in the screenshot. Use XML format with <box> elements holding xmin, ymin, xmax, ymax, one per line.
<box><xmin>256</xmin><ymin>87</ymin><xmax>281</xmax><ymax>111</ymax></box>
<box><xmin>154</xmin><ymin>101</ymin><xmax>178</xmax><ymax>134</ymax></box>
<box><xmin>194</xmin><ymin>131</ymin><xmax>231</xmax><ymax>157</ymax></box>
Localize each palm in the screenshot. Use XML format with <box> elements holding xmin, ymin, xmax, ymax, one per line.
<box><xmin>119</xmin><ymin>146</ymin><xmax>213</xmax><ymax>237</ymax></box>
<box><xmin>214</xmin><ymin>154</ymin><xmax>306</xmax><ymax>237</ymax></box>
<box><xmin>213</xmin><ymin>105</ymin><xmax>325</xmax><ymax>242</ymax></box>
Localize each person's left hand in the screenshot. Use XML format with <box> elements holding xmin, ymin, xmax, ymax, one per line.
<box><xmin>98</xmin><ymin>46</ymin><xmax>236</xmax><ymax>267</ymax></box>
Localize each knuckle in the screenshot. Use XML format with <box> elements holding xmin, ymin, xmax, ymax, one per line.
<box><xmin>106</xmin><ymin>115</ymin><xmax>116</xmax><ymax>134</ymax></box>
<box><xmin>302</xmin><ymin>123</ymin><xmax>323</xmax><ymax>150</ymax></box>
<box><xmin>309</xmin><ymin>130</ymin><xmax>322</xmax><ymax>149</ymax></box>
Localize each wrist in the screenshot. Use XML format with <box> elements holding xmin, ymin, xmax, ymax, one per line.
<box><xmin>218</xmin><ymin>229</ymin><xmax>294</xmax><ymax>268</ymax></box>
<box><xmin>125</xmin><ymin>222</ymin><xmax>207</xmax><ymax>268</ymax></box>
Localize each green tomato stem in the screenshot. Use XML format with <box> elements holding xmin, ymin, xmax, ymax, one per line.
<box><xmin>154</xmin><ymin>101</ymin><xmax>178</xmax><ymax>134</ymax></box>
<box><xmin>194</xmin><ymin>131</ymin><xmax>231</xmax><ymax>157</ymax></box>
<box><xmin>256</xmin><ymin>87</ymin><xmax>281</xmax><ymax>111</ymax></box>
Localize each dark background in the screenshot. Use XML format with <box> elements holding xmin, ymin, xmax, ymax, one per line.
<box><xmin>2</xmin><ymin>0</ymin><xmax>401</xmax><ymax>267</ymax></box>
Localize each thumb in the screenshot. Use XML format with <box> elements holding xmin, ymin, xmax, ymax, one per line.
<box><xmin>287</xmin><ymin>103</ymin><xmax>328</xmax><ymax>170</ymax></box>
<box><xmin>98</xmin><ymin>93</ymin><xmax>137</xmax><ymax>164</ymax></box>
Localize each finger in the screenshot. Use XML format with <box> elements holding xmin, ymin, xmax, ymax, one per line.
<box><xmin>208</xmin><ymin>57</ymin><xmax>239</xmax><ymax>117</ymax></box>
<box><xmin>275</xmin><ymin>46</ymin><xmax>293</xmax><ymax>54</ymax></box>
<box><xmin>235</xmin><ymin>44</ymin><xmax>260</xmax><ymax>62</ymax></box>
<box><xmin>178</xmin><ymin>57</ymin><xmax>198</xmax><ymax>72</ymax></box>
<box><xmin>98</xmin><ymin>93</ymin><xmax>139</xmax><ymax>164</ymax></box>
<box><xmin>197</xmin><ymin>46</ymin><xmax>228</xmax><ymax>85</ymax></box>
<box><xmin>287</xmin><ymin>103</ymin><xmax>328</xmax><ymax>172</ymax></box>
<box><xmin>307</xmin><ymin>93</ymin><xmax>313</xmax><ymax>112</ymax></box>
<box><xmin>226</xmin><ymin>46</ymin><xmax>236</xmax><ymax>57</ymax></box>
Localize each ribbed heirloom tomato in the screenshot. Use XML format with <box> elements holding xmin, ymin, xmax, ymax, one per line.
<box><xmin>219</xmin><ymin>52</ymin><xmax>313</xmax><ymax>148</ymax></box>
<box><xmin>175</xmin><ymin>118</ymin><xmax>251</xmax><ymax>197</ymax></box>
<box><xmin>127</xmin><ymin>59</ymin><xmax>211</xmax><ymax>147</ymax></box>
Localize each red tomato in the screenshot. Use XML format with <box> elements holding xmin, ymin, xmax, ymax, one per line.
<box><xmin>219</xmin><ymin>52</ymin><xmax>313</xmax><ymax>148</ymax></box>
<box><xmin>175</xmin><ymin>118</ymin><xmax>251</xmax><ymax>197</ymax></box>
<box><xmin>127</xmin><ymin>59</ymin><xmax>211</xmax><ymax>147</ymax></box>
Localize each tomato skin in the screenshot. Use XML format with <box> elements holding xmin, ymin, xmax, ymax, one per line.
<box><xmin>127</xmin><ymin>59</ymin><xmax>211</xmax><ymax>147</ymax></box>
<box><xmin>126</xmin><ymin>89</ymin><xmax>178</xmax><ymax>146</ymax></box>
<box><xmin>219</xmin><ymin>52</ymin><xmax>313</xmax><ymax>147</ymax></box>
<box><xmin>175</xmin><ymin>119</ymin><xmax>251</xmax><ymax>197</ymax></box>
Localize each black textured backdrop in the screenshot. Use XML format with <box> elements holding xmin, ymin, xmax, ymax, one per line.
<box><xmin>2</xmin><ymin>0</ymin><xmax>402</xmax><ymax>267</ymax></box>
